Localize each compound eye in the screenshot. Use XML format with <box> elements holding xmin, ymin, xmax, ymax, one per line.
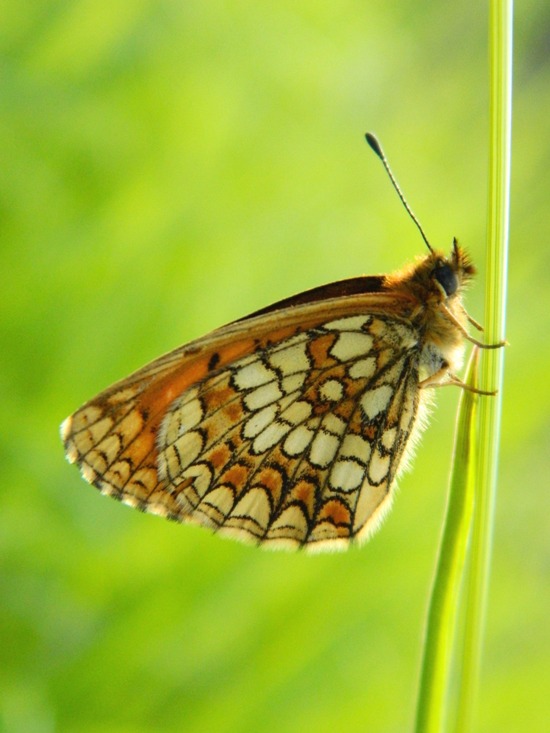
<box><xmin>433</xmin><ymin>264</ymin><xmax>458</xmax><ymax>296</ymax></box>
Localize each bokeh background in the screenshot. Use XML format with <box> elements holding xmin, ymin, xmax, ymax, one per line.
<box><xmin>1</xmin><ymin>2</ymin><xmax>548</xmax><ymax>731</ymax></box>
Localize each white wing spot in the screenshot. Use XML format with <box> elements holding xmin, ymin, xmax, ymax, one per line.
<box><xmin>324</xmin><ymin>315</ymin><xmax>371</xmax><ymax>331</ymax></box>
<box><xmin>340</xmin><ymin>434</ymin><xmax>371</xmax><ymax>463</ymax></box>
<box><xmin>321</xmin><ymin>413</ymin><xmax>346</xmax><ymax>436</ymax></box>
<box><xmin>243</xmin><ymin>404</ymin><xmax>278</xmax><ymax>439</ymax></box>
<box><xmin>368</xmin><ymin>449</ymin><xmax>391</xmax><ymax>484</ymax></box>
<box><xmin>234</xmin><ymin>361</ymin><xmax>277</xmax><ymax>390</ymax></box>
<box><xmin>232</xmin><ymin>488</ymin><xmax>271</xmax><ymax>530</ymax></box>
<box><xmin>329</xmin><ymin>459</ymin><xmax>365</xmax><ymax>492</ymax></box>
<box><xmin>281</xmin><ymin>373</ymin><xmax>306</xmax><ymax>394</ymax></box>
<box><xmin>180</xmin><ymin>463</ymin><xmax>213</xmax><ymax>498</ymax></box>
<box><xmin>330</xmin><ymin>332</ymin><xmax>373</xmax><ymax>362</ymax></box>
<box><xmin>244</xmin><ymin>381</ymin><xmax>283</xmax><ymax>411</ymax></box>
<box><xmin>381</xmin><ymin>427</ymin><xmax>397</xmax><ymax>451</ymax></box>
<box><xmin>284</xmin><ymin>425</ymin><xmax>315</xmax><ymax>456</ymax></box>
<box><xmin>176</xmin><ymin>397</ymin><xmax>203</xmax><ymax>433</ymax></box>
<box><xmin>253</xmin><ymin>421</ymin><xmax>292</xmax><ymax>454</ymax></box>
<box><xmin>361</xmin><ymin>385</ymin><xmax>393</xmax><ymax>420</ymax></box>
<box><xmin>268</xmin><ymin>505</ymin><xmax>308</xmax><ymax>538</ymax></box>
<box><xmin>348</xmin><ymin>357</ymin><xmax>376</xmax><ymax>380</ymax></box>
<box><xmin>319</xmin><ymin>378</ymin><xmax>344</xmax><ymax>402</ymax></box>
<box><xmin>201</xmin><ymin>485</ymin><xmax>234</xmax><ymax>515</ymax></box>
<box><xmin>309</xmin><ymin>431</ymin><xmax>340</xmax><ymax>468</ymax></box>
<box><xmin>268</xmin><ymin>342</ymin><xmax>311</xmax><ymax>374</ymax></box>
<box><xmin>173</xmin><ymin>430</ymin><xmax>204</xmax><ymax>470</ymax></box>
<box><xmin>282</xmin><ymin>400</ymin><xmax>312</xmax><ymax>426</ymax></box>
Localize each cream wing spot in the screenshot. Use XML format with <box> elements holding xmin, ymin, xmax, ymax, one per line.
<box><xmin>353</xmin><ymin>481</ymin><xmax>391</xmax><ymax>534</ymax></box>
<box><xmin>309</xmin><ymin>431</ymin><xmax>340</xmax><ymax>468</ymax></box>
<box><xmin>267</xmin><ymin>506</ymin><xmax>308</xmax><ymax>541</ymax></box>
<box><xmin>281</xmin><ymin>373</ymin><xmax>307</xmax><ymax>394</ymax></box>
<box><xmin>368</xmin><ymin>448</ymin><xmax>391</xmax><ymax>484</ymax></box>
<box><xmin>161</xmin><ymin>395</ymin><xmax>203</xmax><ymax>446</ymax></box>
<box><xmin>361</xmin><ymin>385</ymin><xmax>393</xmax><ymax>420</ymax></box>
<box><xmin>124</xmin><ymin>467</ymin><xmax>157</xmax><ymax>496</ymax></box>
<box><xmin>284</xmin><ymin>425</ymin><xmax>315</xmax><ymax>456</ymax></box>
<box><xmin>252</xmin><ymin>421</ymin><xmax>292</xmax><ymax>454</ymax></box>
<box><xmin>268</xmin><ymin>341</ymin><xmax>311</xmax><ymax>374</ymax></box>
<box><xmin>382</xmin><ymin>427</ymin><xmax>397</xmax><ymax>451</ymax></box>
<box><xmin>319</xmin><ymin>379</ymin><xmax>344</xmax><ymax>402</ymax></box>
<box><xmin>107</xmin><ymin>387</ymin><xmax>139</xmax><ymax>405</ymax></box>
<box><xmin>94</xmin><ymin>434</ymin><xmax>123</xmax><ymax>465</ymax></box>
<box><xmin>349</xmin><ymin>357</ymin><xmax>376</xmax><ymax>380</ymax></box>
<box><xmin>231</xmin><ymin>488</ymin><xmax>272</xmax><ymax>531</ymax></box>
<box><xmin>176</xmin><ymin>396</ymin><xmax>203</xmax><ymax>431</ymax></box>
<box><xmin>330</xmin><ymin>332</ymin><xmax>374</xmax><ymax>362</ymax></box>
<box><xmin>103</xmin><ymin>458</ymin><xmax>133</xmax><ymax>487</ymax></box>
<box><xmin>64</xmin><ymin>405</ymin><xmax>103</xmax><ymax>435</ymax></box>
<box><xmin>244</xmin><ymin>381</ymin><xmax>283</xmax><ymax>411</ymax></box>
<box><xmin>234</xmin><ymin>361</ymin><xmax>277</xmax><ymax>390</ymax></box>
<box><xmin>321</xmin><ymin>413</ymin><xmax>346</xmax><ymax>436</ymax></box>
<box><xmin>159</xmin><ymin>412</ymin><xmax>179</xmax><ymax>448</ymax></box>
<box><xmin>180</xmin><ymin>463</ymin><xmax>213</xmax><ymax>500</ymax></box>
<box><xmin>329</xmin><ymin>459</ymin><xmax>365</xmax><ymax>492</ymax></box>
<box><xmin>339</xmin><ymin>434</ymin><xmax>371</xmax><ymax>463</ymax></box>
<box><xmin>165</xmin><ymin>430</ymin><xmax>204</xmax><ymax>476</ymax></box>
<box><xmin>159</xmin><ymin>387</ymin><xmax>198</xmax><ymax>441</ymax></box>
<box><xmin>203</xmin><ymin>486</ymin><xmax>234</xmax><ymax>515</ymax></box>
<box><xmin>85</xmin><ymin>449</ymin><xmax>108</xmax><ymax>475</ymax></box>
<box><xmin>282</xmin><ymin>400</ymin><xmax>312</xmax><ymax>425</ymax></box>
<box><xmin>324</xmin><ymin>315</ymin><xmax>371</xmax><ymax>331</ymax></box>
<box><xmin>242</xmin><ymin>404</ymin><xmax>278</xmax><ymax>439</ymax></box>
<box><xmin>73</xmin><ymin>416</ymin><xmax>114</xmax><ymax>456</ymax></box>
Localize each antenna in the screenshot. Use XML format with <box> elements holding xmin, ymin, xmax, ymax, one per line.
<box><xmin>365</xmin><ymin>132</ymin><xmax>434</xmax><ymax>254</ymax></box>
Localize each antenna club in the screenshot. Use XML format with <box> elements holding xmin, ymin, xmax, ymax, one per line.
<box><xmin>365</xmin><ymin>132</ymin><xmax>384</xmax><ymax>160</ymax></box>
<box><xmin>364</xmin><ymin>130</ymin><xmax>434</xmax><ymax>254</ymax></box>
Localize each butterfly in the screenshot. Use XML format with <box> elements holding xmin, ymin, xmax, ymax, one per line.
<box><xmin>61</xmin><ymin>134</ymin><xmax>503</xmax><ymax>552</ymax></box>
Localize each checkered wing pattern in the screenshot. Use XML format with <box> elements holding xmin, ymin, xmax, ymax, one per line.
<box><xmin>156</xmin><ymin>313</ymin><xmax>422</xmax><ymax>550</ymax></box>
<box><xmin>62</xmin><ymin>305</ymin><xmax>428</xmax><ymax>551</ymax></box>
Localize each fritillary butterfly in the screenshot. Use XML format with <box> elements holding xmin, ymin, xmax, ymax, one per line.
<box><xmin>61</xmin><ymin>134</ymin><xmax>503</xmax><ymax>552</ymax></box>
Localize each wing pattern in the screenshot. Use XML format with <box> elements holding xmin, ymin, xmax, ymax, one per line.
<box><xmin>157</xmin><ymin>313</ymin><xmax>422</xmax><ymax>550</ymax></box>
<box><xmin>62</xmin><ymin>312</ymin><xmax>426</xmax><ymax>551</ymax></box>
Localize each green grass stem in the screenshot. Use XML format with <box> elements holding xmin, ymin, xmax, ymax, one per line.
<box><xmin>414</xmin><ymin>351</ymin><xmax>481</xmax><ymax>733</ymax></box>
<box><xmin>414</xmin><ymin>2</ymin><xmax>511</xmax><ymax>730</ymax></box>
<box><xmin>454</xmin><ymin>2</ymin><xmax>512</xmax><ymax>730</ymax></box>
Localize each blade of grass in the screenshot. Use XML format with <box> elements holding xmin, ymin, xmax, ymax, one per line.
<box><xmin>454</xmin><ymin>1</ymin><xmax>512</xmax><ymax>730</ymax></box>
<box><xmin>414</xmin><ymin>349</ymin><xmax>481</xmax><ymax>733</ymax></box>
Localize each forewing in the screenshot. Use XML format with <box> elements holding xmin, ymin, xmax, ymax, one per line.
<box><xmin>61</xmin><ymin>291</ymin><xmax>421</xmax><ymax>550</ymax></box>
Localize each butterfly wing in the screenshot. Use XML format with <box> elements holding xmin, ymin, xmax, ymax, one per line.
<box><xmin>62</xmin><ymin>286</ymin><xmax>425</xmax><ymax>551</ymax></box>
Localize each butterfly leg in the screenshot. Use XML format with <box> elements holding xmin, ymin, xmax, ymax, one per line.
<box><xmin>439</xmin><ymin>303</ymin><xmax>507</xmax><ymax>349</ymax></box>
<box><xmin>420</xmin><ymin>368</ymin><xmax>497</xmax><ymax>396</ymax></box>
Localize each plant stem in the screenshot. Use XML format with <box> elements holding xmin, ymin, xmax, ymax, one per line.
<box><xmin>455</xmin><ymin>1</ymin><xmax>512</xmax><ymax>730</ymax></box>
<box><xmin>414</xmin><ymin>351</ymin><xmax>481</xmax><ymax>733</ymax></box>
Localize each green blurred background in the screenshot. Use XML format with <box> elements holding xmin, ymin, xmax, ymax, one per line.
<box><xmin>1</xmin><ymin>2</ymin><xmax>548</xmax><ymax>731</ymax></box>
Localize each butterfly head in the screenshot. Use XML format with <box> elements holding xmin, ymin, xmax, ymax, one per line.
<box><xmin>431</xmin><ymin>238</ymin><xmax>475</xmax><ymax>298</ymax></box>
<box><xmin>385</xmin><ymin>238</ymin><xmax>475</xmax><ymax>309</ymax></box>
